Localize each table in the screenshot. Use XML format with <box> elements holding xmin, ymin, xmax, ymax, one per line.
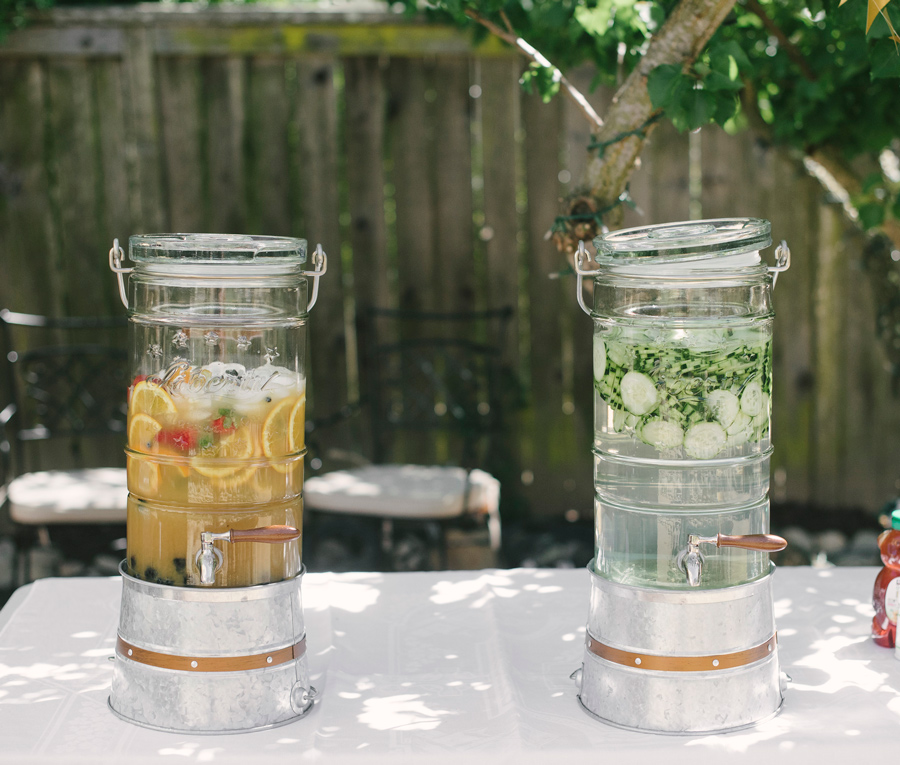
<box><xmin>0</xmin><ymin>567</ymin><xmax>894</xmax><ymax>763</ymax></box>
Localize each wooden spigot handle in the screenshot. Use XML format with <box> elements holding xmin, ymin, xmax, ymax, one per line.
<box><xmin>716</xmin><ymin>533</ymin><xmax>787</xmax><ymax>552</ymax></box>
<box><xmin>228</xmin><ymin>525</ymin><xmax>301</xmax><ymax>544</ymax></box>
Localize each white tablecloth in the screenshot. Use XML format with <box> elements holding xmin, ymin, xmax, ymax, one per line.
<box><xmin>0</xmin><ymin>567</ymin><xmax>894</xmax><ymax>763</ymax></box>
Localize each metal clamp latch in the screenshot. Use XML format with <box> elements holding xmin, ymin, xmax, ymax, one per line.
<box><xmin>194</xmin><ymin>525</ymin><xmax>301</xmax><ymax>585</ymax></box>
<box><xmin>769</xmin><ymin>240</ymin><xmax>790</xmax><ymax>288</ymax></box>
<box><xmin>109</xmin><ymin>238</ymin><xmax>133</xmax><ymax>309</ymax></box>
<box><xmin>306</xmin><ymin>244</ymin><xmax>328</xmax><ymax>312</ymax></box>
<box><xmin>573</xmin><ymin>240</ymin><xmax>595</xmax><ymax>317</ymax></box>
<box><xmin>676</xmin><ymin>533</ymin><xmax>788</xmax><ymax>587</ymax></box>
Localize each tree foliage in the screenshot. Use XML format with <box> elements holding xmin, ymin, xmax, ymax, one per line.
<box><xmin>401</xmin><ymin>0</ymin><xmax>900</xmax><ymax>238</ymax></box>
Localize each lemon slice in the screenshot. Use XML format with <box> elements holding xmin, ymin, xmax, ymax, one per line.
<box><xmin>129</xmin><ymin>413</ymin><xmax>162</xmax><ymax>452</ymax></box>
<box><xmin>192</xmin><ymin>425</ymin><xmax>256</xmax><ymax>478</ymax></box>
<box><xmin>218</xmin><ymin>465</ymin><xmax>257</xmax><ymax>490</ymax></box>
<box><xmin>127</xmin><ymin>457</ymin><xmax>159</xmax><ymax>497</ymax></box>
<box><xmin>262</xmin><ymin>397</ymin><xmax>294</xmax><ymax>458</ymax></box>
<box><xmin>130</xmin><ymin>381</ymin><xmax>176</xmax><ymax>417</ymax></box>
<box><xmin>288</xmin><ymin>395</ymin><xmax>306</xmax><ymax>452</ymax></box>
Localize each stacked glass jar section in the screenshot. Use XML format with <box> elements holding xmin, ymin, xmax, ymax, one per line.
<box><xmin>590</xmin><ymin>221</ymin><xmax>779</xmax><ymax>589</ymax></box>
<box><xmin>124</xmin><ymin>234</ymin><xmax>309</xmax><ymax>588</ymax></box>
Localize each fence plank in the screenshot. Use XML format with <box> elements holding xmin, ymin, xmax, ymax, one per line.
<box><xmin>247</xmin><ymin>57</ymin><xmax>291</xmax><ymax>236</ymax></box>
<box><xmin>479</xmin><ymin>57</ymin><xmax>523</xmax><ymax>512</ymax></box>
<box><xmin>205</xmin><ymin>57</ymin><xmax>247</xmax><ymax>234</ymax></box>
<box><xmin>430</xmin><ymin>58</ymin><xmax>476</xmax><ymax>314</ymax></box>
<box><xmin>94</xmin><ymin>59</ymin><xmax>134</xmax><ymax>271</ymax></box>
<box><xmin>45</xmin><ymin>59</ymin><xmax>108</xmax><ymax>318</ymax></box>
<box><xmin>810</xmin><ymin>203</ymin><xmax>848</xmax><ymax>506</ymax></box>
<box><xmin>343</xmin><ymin>55</ymin><xmax>389</xmax><ymax>460</ymax></box>
<box><xmin>522</xmin><ymin>92</ymin><xmax>589</xmax><ymax>516</ymax></box>
<box><xmin>763</xmin><ymin>148</ymin><xmax>817</xmax><ymax>505</ymax></box>
<box><xmin>0</xmin><ymin>61</ymin><xmax>61</xmax><ymax>318</ymax></box>
<box><xmin>157</xmin><ymin>57</ymin><xmax>204</xmax><ymax>233</ymax></box>
<box><xmin>293</xmin><ymin>59</ymin><xmax>348</xmax><ymax>447</ymax></box>
<box><xmin>121</xmin><ymin>28</ymin><xmax>165</xmax><ymax>233</ymax></box>
<box><xmin>389</xmin><ymin>57</ymin><xmax>436</xmax><ymax>313</ymax></box>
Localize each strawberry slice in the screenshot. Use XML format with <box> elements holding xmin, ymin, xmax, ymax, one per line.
<box><xmin>157</xmin><ymin>427</ymin><xmax>199</xmax><ymax>452</ymax></box>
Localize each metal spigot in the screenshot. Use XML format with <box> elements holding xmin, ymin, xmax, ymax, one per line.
<box><xmin>194</xmin><ymin>525</ymin><xmax>302</xmax><ymax>586</ymax></box>
<box><xmin>676</xmin><ymin>533</ymin><xmax>788</xmax><ymax>587</ymax></box>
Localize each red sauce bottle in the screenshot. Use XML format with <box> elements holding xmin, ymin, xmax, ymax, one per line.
<box><xmin>873</xmin><ymin>509</ymin><xmax>900</xmax><ymax>648</ymax></box>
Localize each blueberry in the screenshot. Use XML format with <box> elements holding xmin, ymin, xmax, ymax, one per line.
<box><xmin>129</xmin><ymin>556</ymin><xmax>136</xmax><ymax>571</ymax></box>
<box><xmin>265</xmin><ymin>397</ymin><xmax>272</xmax><ymax>402</ymax></box>
<box><xmin>144</xmin><ymin>566</ymin><xmax>157</xmax><ymax>581</ymax></box>
<box><xmin>173</xmin><ymin>557</ymin><xmax>186</xmax><ymax>573</ymax></box>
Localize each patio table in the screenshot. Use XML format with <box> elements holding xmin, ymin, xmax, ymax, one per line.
<box><xmin>0</xmin><ymin>566</ymin><xmax>894</xmax><ymax>763</ymax></box>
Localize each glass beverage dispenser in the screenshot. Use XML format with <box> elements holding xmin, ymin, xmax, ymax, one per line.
<box><xmin>107</xmin><ymin>234</ymin><xmax>326</xmax><ymax>732</ymax></box>
<box><xmin>570</xmin><ymin>219</ymin><xmax>790</xmax><ymax>733</ymax></box>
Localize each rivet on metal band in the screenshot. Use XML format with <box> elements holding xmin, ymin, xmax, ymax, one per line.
<box><xmin>586</xmin><ymin>634</ymin><xmax>777</xmax><ymax>673</ymax></box>
<box><xmin>116</xmin><ymin>636</ymin><xmax>307</xmax><ymax>673</ymax></box>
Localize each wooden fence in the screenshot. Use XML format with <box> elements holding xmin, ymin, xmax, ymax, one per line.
<box><xmin>0</xmin><ymin>5</ymin><xmax>896</xmax><ymax>521</ymax></box>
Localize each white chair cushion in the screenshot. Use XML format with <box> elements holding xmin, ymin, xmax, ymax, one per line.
<box><xmin>9</xmin><ymin>468</ymin><xmax>128</xmax><ymax>524</ymax></box>
<box><xmin>304</xmin><ymin>464</ymin><xmax>499</xmax><ymax>521</ymax></box>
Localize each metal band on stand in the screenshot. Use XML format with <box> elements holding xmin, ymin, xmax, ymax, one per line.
<box><xmin>116</xmin><ymin>635</ymin><xmax>307</xmax><ymax>673</ymax></box>
<box><xmin>586</xmin><ymin>634</ymin><xmax>777</xmax><ymax>673</ymax></box>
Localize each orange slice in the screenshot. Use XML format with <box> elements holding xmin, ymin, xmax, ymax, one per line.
<box><xmin>128</xmin><ymin>413</ymin><xmax>162</xmax><ymax>452</ymax></box>
<box><xmin>192</xmin><ymin>425</ymin><xmax>256</xmax><ymax>479</ymax></box>
<box><xmin>288</xmin><ymin>395</ymin><xmax>306</xmax><ymax>452</ymax></box>
<box><xmin>130</xmin><ymin>381</ymin><xmax>176</xmax><ymax>417</ymax></box>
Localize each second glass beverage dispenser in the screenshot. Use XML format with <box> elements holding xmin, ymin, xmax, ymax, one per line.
<box><xmin>571</xmin><ymin>219</ymin><xmax>789</xmax><ymax>733</ymax></box>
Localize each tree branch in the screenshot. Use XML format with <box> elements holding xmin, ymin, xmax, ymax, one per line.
<box><xmin>743</xmin><ymin>0</ymin><xmax>817</xmax><ymax>82</ymax></box>
<box><xmin>463</xmin><ymin>8</ymin><xmax>604</xmax><ymax>131</ymax></box>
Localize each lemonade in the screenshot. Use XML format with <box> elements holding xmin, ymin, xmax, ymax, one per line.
<box><xmin>125</xmin><ymin>360</ymin><xmax>306</xmax><ymax>586</ymax></box>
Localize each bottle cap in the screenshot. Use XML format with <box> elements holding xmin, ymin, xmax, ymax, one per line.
<box><xmin>891</xmin><ymin>509</ymin><xmax>900</xmax><ymax>530</ymax></box>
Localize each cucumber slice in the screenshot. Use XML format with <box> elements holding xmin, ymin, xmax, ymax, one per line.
<box><xmin>641</xmin><ymin>419</ymin><xmax>684</xmax><ymax>450</ymax></box>
<box><xmin>726</xmin><ymin>411</ymin><xmax>752</xmax><ymax>435</ymax></box>
<box><xmin>612</xmin><ymin>408</ymin><xmax>627</xmax><ymax>432</ymax></box>
<box><xmin>740</xmin><ymin>381</ymin><xmax>763</xmax><ymax>417</ymax></box>
<box><xmin>620</xmin><ymin>371</ymin><xmax>659</xmax><ymax>416</ymax></box>
<box><xmin>751</xmin><ymin>392</ymin><xmax>769</xmax><ymax>427</ymax></box>
<box><xmin>706</xmin><ymin>389</ymin><xmax>740</xmax><ymax>428</ymax></box>
<box><xmin>684</xmin><ymin>422</ymin><xmax>727</xmax><ymax>459</ymax></box>
<box><xmin>593</xmin><ymin>338</ymin><xmax>607</xmax><ymax>381</ymax></box>
<box><xmin>607</xmin><ymin>342</ymin><xmax>629</xmax><ymax>367</ymax></box>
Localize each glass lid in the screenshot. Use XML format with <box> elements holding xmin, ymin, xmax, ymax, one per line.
<box><xmin>593</xmin><ymin>218</ymin><xmax>771</xmax><ymax>268</ymax></box>
<box><xmin>129</xmin><ymin>234</ymin><xmax>307</xmax><ymax>264</ymax></box>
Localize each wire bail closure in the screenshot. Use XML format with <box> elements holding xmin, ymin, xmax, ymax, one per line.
<box><xmin>769</xmin><ymin>240</ymin><xmax>790</xmax><ymax>289</ymax></box>
<box><xmin>109</xmin><ymin>238</ymin><xmax>132</xmax><ymax>309</ymax></box>
<box><xmin>108</xmin><ymin>239</ymin><xmax>328</xmax><ymax>312</ymax></box>
<box><xmin>573</xmin><ymin>240</ymin><xmax>595</xmax><ymax>317</ymax></box>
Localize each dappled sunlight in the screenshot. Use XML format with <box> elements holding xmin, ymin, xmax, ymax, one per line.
<box><xmin>357</xmin><ymin>693</ymin><xmax>455</xmax><ymax>732</ymax></box>
<box><xmin>305</xmin><ymin>572</ymin><xmax>383</xmax><ymax>614</ymax></box>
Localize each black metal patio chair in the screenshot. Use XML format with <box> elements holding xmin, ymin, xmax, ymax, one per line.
<box><xmin>303</xmin><ymin>305</ymin><xmax>513</xmax><ymax>572</ymax></box>
<box><xmin>0</xmin><ymin>309</ymin><xmax>129</xmax><ymax>582</ymax></box>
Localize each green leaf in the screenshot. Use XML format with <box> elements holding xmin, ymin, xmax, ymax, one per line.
<box><xmin>713</xmin><ymin>93</ymin><xmax>739</xmax><ymax>126</ymax></box>
<box><xmin>871</xmin><ymin>39</ymin><xmax>900</xmax><ymax>78</ymax></box>
<box><xmin>704</xmin><ymin>68</ymin><xmax>745</xmax><ymax>92</ymax></box>
<box><xmin>859</xmin><ymin>202</ymin><xmax>887</xmax><ymax>229</ymax></box>
<box><xmin>683</xmin><ymin>89</ymin><xmax>718</xmax><ymax>130</ymax></box>
<box><xmin>862</xmin><ymin>172</ymin><xmax>884</xmax><ymax>194</ymax></box>
<box><xmin>574</xmin><ymin>3</ymin><xmax>613</xmax><ymax>38</ymax></box>
<box><xmin>647</xmin><ymin>64</ymin><xmax>687</xmax><ymax>109</ymax></box>
<box><xmin>709</xmin><ymin>41</ymin><xmax>752</xmax><ymax>74</ymax></box>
